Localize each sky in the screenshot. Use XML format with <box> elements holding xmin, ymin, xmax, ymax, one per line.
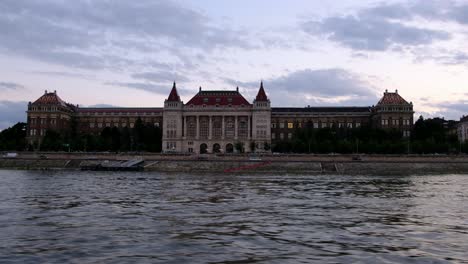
<box><xmin>1</xmin><ymin>0</ymin><xmax>468</xmax><ymax>130</ymax></box>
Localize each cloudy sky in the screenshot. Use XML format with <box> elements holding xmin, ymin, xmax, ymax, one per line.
<box><xmin>1</xmin><ymin>0</ymin><xmax>468</xmax><ymax>130</ymax></box>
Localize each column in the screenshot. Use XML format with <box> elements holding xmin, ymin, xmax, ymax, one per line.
<box><xmin>221</xmin><ymin>116</ymin><xmax>225</xmax><ymax>140</ymax></box>
<box><xmin>208</xmin><ymin>116</ymin><xmax>212</xmax><ymax>140</ymax></box>
<box><xmin>196</xmin><ymin>115</ymin><xmax>199</xmax><ymax>140</ymax></box>
<box><xmin>234</xmin><ymin>115</ymin><xmax>238</xmax><ymax>140</ymax></box>
<box><xmin>247</xmin><ymin>115</ymin><xmax>251</xmax><ymax>140</ymax></box>
<box><xmin>183</xmin><ymin>116</ymin><xmax>187</xmax><ymax>138</ymax></box>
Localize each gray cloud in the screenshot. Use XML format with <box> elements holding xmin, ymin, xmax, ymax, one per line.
<box><xmin>0</xmin><ymin>0</ymin><xmax>254</xmax><ymax>72</ymax></box>
<box><xmin>0</xmin><ymin>101</ymin><xmax>27</xmax><ymax>131</ymax></box>
<box><xmin>303</xmin><ymin>1</ymin><xmax>454</xmax><ymax>52</ymax></box>
<box><xmin>227</xmin><ymin>68</ymin><xmax>380</xmax><ymax>107</ymax></box>
<box><xmin>426</xmin><ymin>100</ymin><xmax>468</xmax><ymax>120</ymax></box>
<box><xmin>30</xmin><ymin>71</ymin><xmax>95</xmax><ymax>79</ymax></box>
<box><xmin>132</xmin><ymin>71</ymin><xmax>190</xmax><ymax>83</ymax></box>
<box><xmin>105</xmin><ymin>82</ymin><xmax>169</xmax><ymax>95</ymax></box>
<box><xmin>0</xmin><ymin>82</ymin><xmax>24</xmax><ymax>90</ymax></box>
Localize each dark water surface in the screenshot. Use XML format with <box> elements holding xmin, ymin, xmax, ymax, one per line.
<box><xmin>0</xmin><ymin>170</ymin><xmax>467</xmax><ymax>263</ymax></box>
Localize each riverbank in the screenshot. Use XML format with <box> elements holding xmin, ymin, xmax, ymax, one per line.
<box><xmin>1</xmin><ymin>152</ymin><xmax>468</xmax><ymax>175</ymax></box>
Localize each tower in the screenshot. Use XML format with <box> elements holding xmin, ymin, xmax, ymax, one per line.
<box><xmin>162</xmin><ymin>82</ymin><xmax>184</xmax><ymax>152</ymax></box>
<box><xmin>252</xmin><ymin>81</ymin><xmax>272</xmax><ymax>152</ymax></box>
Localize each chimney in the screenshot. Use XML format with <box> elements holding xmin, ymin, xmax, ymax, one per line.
<box><xmin>199</xmin><ymin>86</ymin><xmax>202</xmax><ymax>92</ymax></box>
<box><xmin>45</xmin><ymin>90</ymin><xmax>48</xmax><ymax>94</ymax></box>
<box><xmin>54</xmin><ymin>90</ymin><xmax>57</xmax><ymax>94</ymax></box>
<box><xmin>395</xmin><ymin>89</ymin><xmax>398</xmax><ymax>94</ymax></box>
<box><xmin>236</xmin><ymin>86</ymin><xmax>239</xmax><ymax>92</ymax></box>
<box><xmin>385</xmin><ymin>89</ymin><xmax>388</xmax><ymax>94</ymax></box>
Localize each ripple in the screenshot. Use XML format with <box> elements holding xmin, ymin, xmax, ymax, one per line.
<box><xmin>0</xmin><ymin>171</ymin><xmax>467</xmax><ymax>263</ymax></box>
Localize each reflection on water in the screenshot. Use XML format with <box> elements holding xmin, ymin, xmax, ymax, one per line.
<box><xmin>0</xmin><ymin>170</ymin><xmax>467</xmax><ymax>263</ymax></box>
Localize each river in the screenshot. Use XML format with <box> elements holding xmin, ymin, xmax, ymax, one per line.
<box><xmin>0</xmin><ymin>170</ymin><xmax>467</xmax><ymax>263</ymax></box>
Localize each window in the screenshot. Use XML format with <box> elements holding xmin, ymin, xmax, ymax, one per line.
<box><xmin>381</xmin><ymin>119</ymin><xmax>388</xmax><ymax>126</ymax></box>
<box><xmin>238</xmin><ymin>119</ymin><xmax>248</xmax><ymax>138</ymax></box>
<box><xmin>227</xmin><ymin>98</ymin><xmax>233</xmax><ymax>103</ymax></box>
<box><xmin>322</xmin><ymin>123</ymin><xmax>328</xmax><ymax>128</ymax></box>
<box><xmin>347</xmin><ymin>123</ymin><xmax>353</xmax><ymax>128</ymax></box>
<box><xmin>98</xmin><ymin>123</ymin><xmax>103</xmax><ymax>128</ymax></box>
<box><xmin>288</xmin><ymin>133</ymin><xmax>292</xmax><ymax>139</ymax></box>
<box><xmin>403</xmin><ymin>131</ymin><xmax>411</xmax><ymax>138</ymax></box>
<box><xmin>215</xmin><ymin>98</ymin><xmax>221</xmax><ymax>103</ymax></box>
<box><xmin>90</xmin><ymin>123</ymin><xmax>95</xmax><ymax>128</ymax></box>
<box><xmin>279</xmin><ymin>122</ymin><xmax>285</xmax><ymax>129</ymax></box>
<box><xmin>188</xmin><ymin>148</ymin><xmax>193</xmax><ymax>153</ymax></box>
<box><xmin>313</xmin><ymin>123</ymin><xmax>319</xmax><ymax>129</ymax></box>
<box><xmin>271</xmin><ymin>123</ymin><xmax>277</xmax><ymax>129</ymax></box>
<box><xmin>392</xmin><ymin>119</ymin><xmax>399</xmax><ymax>125</ymax></box>
<box><xmin>199</xmin><ymin>117</ymin><xmax>209</xmax><ymax>139</ymax></box>
<box><xmin>356</xmin><ymin>123</ymin><xmax>361</xmax><ymax>128</ymax></box>
<box><xmin>213</xmin><ymin>117</ymin><xmax>222</xmax><ymax>139</ymax></box>
<box><xmin>203</xmin><ymin>98</ymin><xmax>209</xmax><ymax>103</ymax></box>
<box><xmin>272</xmin><ymin>133</ymin><xmax>276</xmax><ymax>139</ymax></box>
<box><xmin>130</xmin><ymin>123</ymin><xmax>134</xmax><ymax>128</ymax></box>
<box><xmin>403</xmin><ymin>119</ymin><xmax>410</xmax><ymax>126</ymax></box>
<box><xmin>287</xmin><ymin>122</ymin><xmax>294</xmax><ymax>129</ymax></box>
<box><xmin>339</xmin><ymin>123</ymin><xmax>344</xmax><ymax>128</ymax></box>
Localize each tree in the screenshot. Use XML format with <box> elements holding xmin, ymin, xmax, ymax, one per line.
<box><xmin>235</xmin><ymin>142</ymin><xmax>244</xmax><ymax>153</ymax></box>
<box><xmin>0</xmin><ymin>122</ymin><xmax>27</xmax><ymax>151</ymax></box>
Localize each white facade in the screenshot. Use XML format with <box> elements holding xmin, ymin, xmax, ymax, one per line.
<box><xmin>458</xmin><ymin>118</ymin><xmax>468</xmax><ymax>143</ymax></box>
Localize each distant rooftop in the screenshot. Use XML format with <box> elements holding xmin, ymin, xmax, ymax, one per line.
<box><xmin>186</xmin><ymin>87</ymin><xmax>251</xmax><ymax>106</ymax></box>
<box><xmin>377</xmin><ymin>90</ymin><xmax>410</xmax><ymax>105</ymax></box>
<box><xmin>272</xmin><ymin>107</ymin><xmax>372</xmax><ymax>113</ymax></box>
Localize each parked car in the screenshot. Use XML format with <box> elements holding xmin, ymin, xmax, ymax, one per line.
<box><xmin>3</xmin><ymin>153</ymin><xmax>18</xmax><ymax>158</ymax></box>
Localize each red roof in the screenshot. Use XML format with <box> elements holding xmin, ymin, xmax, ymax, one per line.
<box><xmin>186</xmin><ymin>89</ymin><xmax>251</xmax><ymax>106</ymax></box>
<box><xmin>33</xmin><ymin>91</ymin><xmax>68</xmax><ymax>107</ymax></box>
<box><xmin>77</xmin><ymin>107</ymin><xmax>163</xmax><ymax>114</ymax></box>
<box><xmin>255</xmin><ymin>82</ymin><xmax>269</xmax><ymax>101</ymax></box>
<box><xmin>167</xmin><ymin>82</ymin><xmax>180</xmax><ymax>102</ymax></box>
<box><xmin>377</xmin><ymin>91</ymin><xmax>410</xmax><ymax>105</ymax></box>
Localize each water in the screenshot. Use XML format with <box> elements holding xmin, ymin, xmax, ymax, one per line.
<box><xmin>0</xmin><ymin>170</ymin><xmax>467</xmax><ymax>263</ymax></box>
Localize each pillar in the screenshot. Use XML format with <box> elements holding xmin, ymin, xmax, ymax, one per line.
<box><xmin>196</xmin><ymin>115</ymin><xmax>199</xmax><ymax>140</ymax></box>
<box><xmin>234</xmin><ymin>115</ymin><xmax>238</xmax><ymax>140</ymax></box>
<box><xmin>221</xmin><ymin>116</ymin><xmax>225</xmax><ymax>140</ymax></box>
<box><xmin>183</xmin><ymin>116</ymin><xmax>187</xmax><ymax>138</ymax></box>
<box><xmin>208</xmin><ymin>116</ymin><xmax>212</xmax><ymax>140</ymax></box>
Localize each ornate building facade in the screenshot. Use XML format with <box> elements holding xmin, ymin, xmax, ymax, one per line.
<box><xmin>26</xmin><ymin>84</ymin><xmax>414</xmax><ymax>153</ymax></box>
<box><xmin>162</xmin><ymin>82</ymin><xmax>271</xmax><ymax>154</ymax></box>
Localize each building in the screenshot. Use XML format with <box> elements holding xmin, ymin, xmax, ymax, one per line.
<box><xmin>458</xmin><ymin>116</ymin><xmax>468</xmax><ymax>143</ymax></box>
<box><xmin>26</xmin><ymin>83</ymin><xmax>414</xmax><ymax>153</ymax></box>
<box><xmin>162</xmin><ymin>82</ymin><xmax>271</xmax><ymax>153</ymax></box>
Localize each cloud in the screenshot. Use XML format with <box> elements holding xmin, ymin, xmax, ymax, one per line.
<box><xmin>303</xmin><ymin>1</ymin><xmax>453</xmax><ymax>52</ymax></box>
<box><xmin>132</xmin><ymin>71</ymin><xmax>190</xmax><ymax>83</ymax></box>
<box><xmin>0</xmin><ymin>82</ymin><xmax>24</xmax><ymax>90</ymax></box>
<box><xmin>105</xmin><ymin>82</ymin><xmax>169</xmax><ymax>95</ymax></box>
<box><xmin>0</xmin><ymin>101</ymin><xmax>27</xmax><ymax>131</ymax></box>
<box><xmin>227</xmin><ymin>69</ymin><xmax>380</xmax><ymax>107</ymax></box>
<box><xmin>30</xmin><ymin>71</ymin><xmax>95</xmax><ymax>79</ymax></box>
<box><xmin>424</xmin><ymin>100</ymin><xmax>468</xmax><ymax>120</ymax></box>
<box><xmin>0</xmin><ymin>0</ymin><xmax>254</xmax><ymax>72</ymax></box>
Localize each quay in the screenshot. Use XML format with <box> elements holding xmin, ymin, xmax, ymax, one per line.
<box><xmin>1</xmin><ymin>152</ymin><xmax>468</xmax><ymax>175</ymax></box>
